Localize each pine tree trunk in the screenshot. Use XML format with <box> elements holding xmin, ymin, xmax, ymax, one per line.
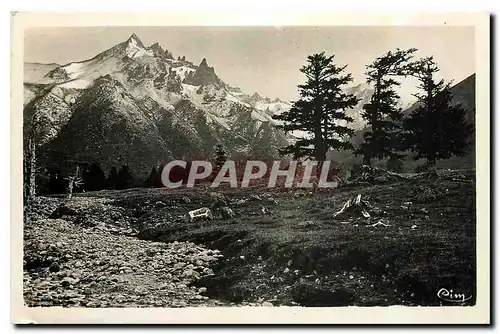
<box><xmin>67</xmin><ymin>178</ymin><xmax>74</xmax><ymax>199</ymax></box>
<box><xmin>370</xmin><ymin>76</ymin><xmax>383</xmax><ymax>167</ymax></box>
<box><xmin>26</xmin><ymin>112</ymin><xmax>40</xmax><ymax>202</ymax></box>
<box><xmin>23</xmin><ymin>151</ymin><xmax>28</xmax><ymax>201</ymax></box>
<box><xmin>27</xmin><ymin>136</ymin><xmax>36</xmax><ymax>201</ymax></box>
<box><xmin>314</xmin><ymin>149</ymin><xmax>327</xmax><ymax>182</ymax></box>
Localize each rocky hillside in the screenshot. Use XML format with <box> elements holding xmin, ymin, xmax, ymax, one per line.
<box><xmin>23</xmin><ymin>196</ymin><xmax>226</xmax><ymax>307</ymax></box>
<box><xmin>23</xmin><ymin>34</ymin><xmax>292</xmax><ymax>179</ymax></box>
<box><xmin>23</xmin><ymin>169</ymin><xmax>476</xmax><ymax>307</ymax></box>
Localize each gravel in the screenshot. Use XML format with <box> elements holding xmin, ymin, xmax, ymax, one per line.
<box><xmin>23</xmin><ymin>198</ymin><xmax>225</xmax><ymax>308</ymax></box>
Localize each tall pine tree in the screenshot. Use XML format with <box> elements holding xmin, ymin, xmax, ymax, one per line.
<box><xmin>106</xmin><ymin>167</ymin><xmax>118</xmax><ymax>189</ymax></box>
<box><xmin>404</xmin><ymin>57</ymin><xmax>472</xmax><ymax>167</ymax></box>
<box><xmin>82</xmin><ymin>162</ymin><xmax>107</xmax><ymax>191</ymax></box>
<box><xmin>145</xmin><ymin>167</ymin><xmax>162</xmax><ymax>188</ymax></box>
<box><xmin>116</xmin><ymin>165</ymin><xmax>135</xmax><ymax>190</ymax></box>
<box><xmin>273</xmin><ymin>52</ymin><xmax>359</xmax><ymax>161</ymax></box>
<box><xmin>213</xmin><ymin>144</ymin><xmax>228</xmax><ymax>172</ymax></box>
<box><xmin>356</xmin><ymin>48</ymin><xmax>417</xmax><ymax>165</ymax></box>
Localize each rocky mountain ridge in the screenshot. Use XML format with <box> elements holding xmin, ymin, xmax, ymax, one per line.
<box><xmin>23</xmin><ymin>34</ymin><xmax>294</xmax><ymax>178</ymax></box>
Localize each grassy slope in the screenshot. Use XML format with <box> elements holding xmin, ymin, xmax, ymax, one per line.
<box><xmin>89</xmin><ymin>170</ymin><xmax>476</xmax><ymax>306</ymax></box>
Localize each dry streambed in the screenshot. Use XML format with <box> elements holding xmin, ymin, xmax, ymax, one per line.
<box><xmin>23</xmin><ymin>198</ymin><xmax>225</xmax><ymax>308</ymax></box>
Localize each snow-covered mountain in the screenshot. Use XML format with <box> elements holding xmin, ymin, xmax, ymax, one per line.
<box><xmin>343</xmin><ymin>83</ymin><xmax>374</xmax><ymax>130</ymax></box>
<box><xmin>23</xmin><ymin>34</ymin><xmax>291</xmax><ymax>178</ymax></box>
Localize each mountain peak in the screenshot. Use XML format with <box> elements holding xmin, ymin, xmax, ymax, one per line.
<box><xmin>147</xmin><ymin>42</ymin><xmax>174</xmax><ymax>60</ymax></box>
<box><xmin>149</xmin><ymin>42</ymin><xmax>162</xmax><ymax>49</ymax></box>
<box><xmin>250</xmin><ymin>92</ymin><xmax>262</xmax><ymax>100</ymax></box>
<box><xmin>148</xmin><ymin>42</ymin><xmax>164</xmax><ymax>55</ymax></box>
<box><xmin>127</xmin><ymin>33</ymin><xmax>145</xmax><ymax>48</ymax></box>
<box><xmin>123</xmin><ymin>33</ymin><xmax>152</xmax><ymax>58</ymax></box>
<box><xmin>199</xmin><ymin>58</ymin><xmax>209</xmax><ymax>68</ymax></box>
<box><xmin>184</xmin><ymin>57</ymin><xmax>222</xmax><ymax>87</ymax></box>
<box><xmin>128</xmin><ymin>33</ymin><xmax>140</xmax><ymax>41</ymax></box>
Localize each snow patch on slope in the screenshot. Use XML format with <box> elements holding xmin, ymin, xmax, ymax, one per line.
<box><xmin>59</xmin><ymin>79</ymin><xmax>92</xmax><ymax>89</ymax></box>
<box><xmin>172</xmin><ymin>66</ymin><xmax>195</xmax><ymax>81</ymax></box>
<box><xmin>254</xmin><ymin>101</ymin><xmax>290</xmax><ymax>115</ymax></box>
<box><xmin>125</xmin><ymin>35</ymin><xmax>154</xmax><ymax>59</ymax></box>
<box><xmin>63</xmin><ymin>62</ymin><xmax>86</xmax><ymax>79</ymax></box>
<box><xmin>225</xmin><ymin>92</ymin><xmax>251</xmax><ymax>107</ymax></box>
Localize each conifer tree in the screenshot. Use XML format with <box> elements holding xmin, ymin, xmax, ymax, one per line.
<box><xmin>82</xmin><ymin>162</ymin><xmax>107</xmax><ymax>191</ymax></box>
<box><xmin>404</xmin><ymin>57</ymin><xmax>472</xmax><ymax>166</ymax></box>
<box><xmin>106</xmin><ymin>167</ymin><xmax>119</xmax><ymax>189</ymax></box>
<box><xmin>146</xmin><ymin>167</ymin><xmax>161</xmax><ymax>188</ymax></box>
<box><xmin>356</xmin><ymin>48</ymin><xmax>417</xmax><ymax>165</ymax></box>
<box><xmin>48</xmin><ymin>169</ymin><xmax>66</xmax><ymax>194</ymax></box>
<box><xmin>213</xmin><ymin>144</ymin><xmax>228</xmax><ymax>172</ymax></box>
<box><xmin>273</xmin><ymin>52</ymin><xmax>359</xmax><ymax>161</ymax></box>
<box><xmin>116</xmin><ymin>165</ymin><xmax>135</xmax><ymax>190</ymax></box>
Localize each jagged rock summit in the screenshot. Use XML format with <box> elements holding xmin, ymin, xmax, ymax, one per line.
<box><xmin>184</xmin><ymin>58</ymin><xmax>223</xmax><ymax>87</ymax></box>
<box><xmin>148</xmin><ymin>42</ymin><xmax>174</xmax><ymax>60</ymax></box>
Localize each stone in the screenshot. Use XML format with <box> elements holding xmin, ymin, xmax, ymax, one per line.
<box><xmin>220</xmin><ymin>206</ymin><xmax>236</xmax><ymax>219</ymax></box>
<box><xmin>202</xmin><ymin>267</ymin><xmax>214</xmax><ymax>275</ymax></box>
<box><xmin>49</xmin><ymin>262</ymin><xmax>60</xmax><ymax>273</ymax></box>
<box><xmin>182</xmin><ymin>269</ymin><xmax>195</xmax><ymax>278</ymax></box>
<box><xmin>61</xmin><ymin>277</ymin><xmax>72</xmax><ymax>288</ymax></box>
<box><xmin>298</xmin><ymin>221</ymin><xmax>315</xmax><ymax>228</ymax></box>
<box><xmin>40</xmin><ymin>295</ymin><xmax>53</xmax><ymax>302</ymax></box>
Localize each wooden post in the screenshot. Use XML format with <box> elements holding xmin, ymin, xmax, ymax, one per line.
<box><xmin>67</xmin><ymin>165</ymin><xmax>80</xmax><ymax>199</ymax></box>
